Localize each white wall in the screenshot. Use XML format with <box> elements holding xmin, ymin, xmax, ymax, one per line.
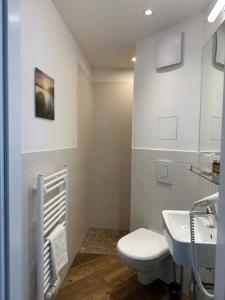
<box><xmin>131</xmin><ymin>13</ymin><xmax>219</xmax><ymax>297</ymax></box>
<box><xmin>133</xmin><ymin>14</ymin><xmax>204</xmax><ymax>151</ymax></box>
<box><xmin>21</xmin><ymin>1</ymin><xmax>93</xmax><ymax>299</ymax></box>
<box><xmin>92</xmin><ymin>68</ymin><xmax>134</xmax><ymax>82</ymax></box>
<box><xmin>21</xmin><ymin>0</ymin><xmax>91</xmax><ymax>153</ymax></box>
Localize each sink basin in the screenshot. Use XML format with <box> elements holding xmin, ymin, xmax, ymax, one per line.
<box><xmin>162</xmin><ymin>210</ymin><xmax>217</xmax><ymax>268</ymax></box>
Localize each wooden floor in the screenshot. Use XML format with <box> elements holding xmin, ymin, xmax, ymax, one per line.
<box><xmin>56</xmin><ymin>253</ymin><xmax>190</xmax><ymax>300</ymax></box>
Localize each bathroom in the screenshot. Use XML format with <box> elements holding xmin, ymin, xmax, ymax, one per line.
<box><xmin>2</xmin><ymin>0</ymin><xmax>225</xmax><ymax>299</ymax></box>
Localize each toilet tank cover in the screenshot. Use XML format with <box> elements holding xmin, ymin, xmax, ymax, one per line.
<box><xmin>117</xmin><ymin>228</ymin><xmax>169</xmax><ymax>261</ymax></box>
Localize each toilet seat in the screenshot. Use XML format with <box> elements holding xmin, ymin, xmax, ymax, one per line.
<box><xmin>117</xmin><ymin>228</ymin><xmax>168</xmax><ymax>261</ymax></box>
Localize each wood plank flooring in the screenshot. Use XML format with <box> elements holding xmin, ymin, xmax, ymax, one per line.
<box><xmin>56</xmin><ymin>253</ymin><xmax>190</xmax><ymax>300</ymax></box>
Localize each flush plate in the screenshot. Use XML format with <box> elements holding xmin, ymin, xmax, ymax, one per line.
<box><xmin>157</xmin><ymin>160</ymin><xmax>174</xmax><ymax>185</ymax></box>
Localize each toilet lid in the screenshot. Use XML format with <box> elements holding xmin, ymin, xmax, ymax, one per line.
<box><xmin>117</xmin><ymin>228</ymin><xmax>169</xmax><ymax>261</ymax></box>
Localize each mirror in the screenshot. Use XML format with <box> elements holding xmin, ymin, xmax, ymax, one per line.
<box><xmin>199</xmin><ymin>23</ymin><xmax>225</xmax><ymax>155</ymax></box>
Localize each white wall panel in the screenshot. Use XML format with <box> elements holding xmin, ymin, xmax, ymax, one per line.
<box><xmin>21</xmin><ymin>0</ymin><xmax>91</xmax><ymax>153</ymax></box>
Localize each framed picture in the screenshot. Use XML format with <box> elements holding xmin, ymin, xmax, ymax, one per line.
<box><xmin>35</xmin><ymin>68</ymin><xmax>55</xmax><ymax>120</ymax></box>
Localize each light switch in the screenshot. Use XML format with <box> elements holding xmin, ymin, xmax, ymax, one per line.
<box><xmin>157</xmin><ymin>160</ymin><xmax>173</xmax><ymax>185</ymax></box>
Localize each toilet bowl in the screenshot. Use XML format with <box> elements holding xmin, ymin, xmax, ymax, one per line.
<box><xmin>117</xmin><ymin>228</ymin><xmax>170</xmax><ymax>285</ymax></box>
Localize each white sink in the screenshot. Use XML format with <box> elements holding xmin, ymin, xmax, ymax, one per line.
<box><xmin>162</xmin><ymin>210</ymin><xmax>217</xmax><ymax>268</ymax></box>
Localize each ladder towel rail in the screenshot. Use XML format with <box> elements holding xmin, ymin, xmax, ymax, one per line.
<box><xmin>37</xmin><ymin>166</ymin><xmax>68</xmax><ymax>300</ymax></box>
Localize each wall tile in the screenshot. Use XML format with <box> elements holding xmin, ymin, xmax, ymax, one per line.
<box><xmin>131</xmin><ymin>148</ymin><xmax>218</xmax><ymax>233</ymax></box>
<box><xmin>131</xmin><ymin>148</ymin><xmax>218</xmax><ymax>296</ymax></box>
<box><xmin>90</xmin><ymin>81</ymin><xmax>133</xmax><ymax>230</ymax></box>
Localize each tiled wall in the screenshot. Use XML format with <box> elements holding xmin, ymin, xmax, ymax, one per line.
<box><xmin>21</xmin><ymin>66</ymin><xmax>93</xmax><ymax>300</ymax></box>
<box><xmin>21</xmin><ymin>149</ymin><xmax>85</xmax><ymax>299</ymax></box>
<box><xmin>131</xmin><ymin>148</ymin><xmax>218</xmax><ymax>296</ymax></box>
<box><xmin>131</xmin><ymin>148</ymin><xmax>218</xmax><ymax>232</ymax></box>
<box><xmin>90</xmin><ymin>81</ymin><xmax>133</xmax><ymax>230</ymax></box>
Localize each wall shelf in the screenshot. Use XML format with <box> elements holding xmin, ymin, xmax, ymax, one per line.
<box><xmin>190</xmin><ymin>165</ymin><xmax>220</xmax><ymax>185</ymax></box>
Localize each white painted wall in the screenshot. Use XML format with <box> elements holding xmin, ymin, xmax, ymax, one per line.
<box><xmin>131</xmin><ymin>12</ymin><xmax>220</xmax><ymax>297</ymax></box>
<box><xmin>92</xmin><ymin>68</ymin><xmax>134</xmax><ymax>82</ymax></box>
<box><xmin>21</xmin><ymin>0</ymin><xmax>91</xmax><ymax>153</ymax></box>
<box><xmin>133</xmin><ymin>14</ymin><xmax>204</xmax><ymax>151</ymax></box>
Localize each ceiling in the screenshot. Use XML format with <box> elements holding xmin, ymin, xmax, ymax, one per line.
<box><xmin>53</xmin><ymin>0</ymin><xmax>211</xmax><ymax>69</ymax></box>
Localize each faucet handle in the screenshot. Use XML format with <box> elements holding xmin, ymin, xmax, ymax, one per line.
<box><xmin>206</xmin><ymin>205</ymin><xmax>213</xmax><ymax>215</ymax></box>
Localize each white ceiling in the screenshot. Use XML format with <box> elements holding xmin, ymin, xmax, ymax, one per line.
<box><xmin>53</xmin><ymin>0</ymin><xmax>211</xmax><ymax>69</ymax></box>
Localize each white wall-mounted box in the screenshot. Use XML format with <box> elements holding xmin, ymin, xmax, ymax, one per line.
<box><xmin>155</xmin><ymin>32</ymin><xmax>184</xmax><ymax>71</ymax></box>
<box><xmin>157</xmin><ymin>160</ymin><xmax>174</xmax><ymax>185</ymax></box>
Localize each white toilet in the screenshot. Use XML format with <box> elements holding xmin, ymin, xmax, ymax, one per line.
<box><xmin>117</xmin><ymin>228</ymin><xmax>170</xmax><ymax>285</ymax></box>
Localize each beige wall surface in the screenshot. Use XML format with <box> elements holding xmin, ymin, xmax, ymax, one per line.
<box><xmin>90</xmin><ymin>81</ymin><xmax>133</xmax><ymax>230</ymax></box>
<box><xmin>21</xmin><ymin>66</ymin><xmax>93</xmax><ymax>300</ymax></box>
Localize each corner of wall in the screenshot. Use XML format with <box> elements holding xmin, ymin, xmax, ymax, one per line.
<box><xmin>92</xmin><ymin>68</ymin><xmax>134</xmax><ymax>82</ymax></box>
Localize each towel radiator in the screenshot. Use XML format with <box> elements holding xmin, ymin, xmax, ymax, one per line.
<box><xmin>36</xmin><ymin>166</ymin><xmax>68</xmax><ymax>300</ymax></box>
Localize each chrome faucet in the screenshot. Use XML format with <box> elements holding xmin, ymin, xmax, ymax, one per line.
<box><xmin>191</xmin><ymin>193</ymin><xmax>219</xmax><ymax>229</ymax></box>
<box><xmin>206</xmin><ymin>203</ymin><xmax>218</xmax><ymax>228</ymax></box>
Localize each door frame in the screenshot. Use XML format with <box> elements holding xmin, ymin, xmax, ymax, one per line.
<box><xmin>0</xmin><ymin>0</ymin><xmax>5</xmax><ymax>299</ymax></box>
<box><xmin>4</xmin><ymin>0</ymin><xmax>22</xmax><ymax>299</ymax></box>
<box><xmin>3</xmin><ymin>1</ymin><xmax>225</xmax><ymax>299</ymax></box>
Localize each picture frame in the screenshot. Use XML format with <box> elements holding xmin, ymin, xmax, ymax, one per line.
<box><xmin>35</xmin><ymin>68</ymin><xmax>55</xmax><ymax>120</ymax></box>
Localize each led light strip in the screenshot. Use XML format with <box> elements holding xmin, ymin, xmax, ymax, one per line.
<box><xmin>208</xmin><ymin>0</ymin><xmax>225</xmax><ymax>23</ymax></box>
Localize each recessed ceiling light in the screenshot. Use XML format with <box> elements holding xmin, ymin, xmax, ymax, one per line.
<box><xmin>132</xmin><ymin>57</ymin><xmax>136</xmax><ymax>63</ymax></box>
<box><xmin>144</xmin><ymin>9</ymin><xmax>153</xmax><ymax>16</ymax></box>
<box><xmin>208</xmin><ymin>0</ymin><xmax>225</xmax><ymax>23</ymax></box>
